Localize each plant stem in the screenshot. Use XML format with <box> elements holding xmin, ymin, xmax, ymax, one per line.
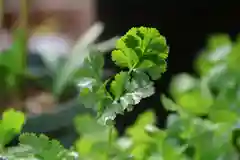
<box><xmin>0</xmin><ymin>0</ymin><xmax>3</xmax><ymax>28</ymax></box>
<box><xmin>107</xmin><ymin>126</ymin><xmax>113</xmax><ymax>159</ymax></box>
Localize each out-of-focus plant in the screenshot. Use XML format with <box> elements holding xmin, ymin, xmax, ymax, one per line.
<box><xmin>160</xmin><ymin>34</ymin><xmax>240</xmax><ymax>159</ymax></box>
<box><xmin>75</xmin><ymin>110</ymin><xmax>191</xmax><ymax>160</ymax></box>
<box><xmin>0</xmin><ymin>0</ymin><xmax>29</xmax><ymax>110</ymax></box>
<box><xmin>0</xmin><ymin>109</ymin><xmax>78</xmax><ymax>160</ymax></box>
<box><xmin>40</xmin><ymin>22</ymin><xmax>118</xmax><ymax>99</ymax></box>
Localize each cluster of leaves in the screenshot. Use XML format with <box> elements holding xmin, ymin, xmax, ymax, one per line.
<box><xmin>74</xmin><ymin>33</ymin><xmax>240</xmax><ymax>160</ymax></box>
<box><xmin>77</xmin><ymin>27</ymin><xmax>169</xmax><ymax>125</ymax></box>
<box><xmin>160</xmin><ymin>34</ymin><xmax>240</xmax><ymax>159</ymax></box>
<box><xmin>74</xmin><ymin>110</ymin><xmax>189</xmax><ymax>160</ymax></box>
<box><xmin>0</xmin><ymin>22</ymin><xmax>116</xmax><ymax>106</ymax></box>
<box><xmin>40</xmin><ymin>22</ymin><xmax>117</xmax><ymax>99</ymax></box>
<box><xmin>0</xmin><ymin>109</ymin><xmax>78</xmax><ymax>160</ymax></box>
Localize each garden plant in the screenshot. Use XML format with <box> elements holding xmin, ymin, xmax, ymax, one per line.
<box><xmin>1</xmin><ymin>24</ymin><xmax>240</xmax><ymax>160</ymax></box>
<box><xmin>0</xmin><ymin>26</ymin><xmax>169</xmax><ymax>159</ymax></box>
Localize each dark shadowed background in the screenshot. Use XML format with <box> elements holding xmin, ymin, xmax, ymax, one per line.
<box><xmin>97</xmin><ymin>1</ymin><xmax>240</xmax><ymax>134</ymax></box>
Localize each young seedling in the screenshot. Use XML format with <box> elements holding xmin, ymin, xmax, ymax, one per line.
<box><xmin>77</xmin><ymin>26</ymin><xmax>169</xmax><ymax>158</ymax></box>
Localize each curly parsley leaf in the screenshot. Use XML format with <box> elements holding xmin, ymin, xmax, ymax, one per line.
<box><xmin>194</xmin><ymin>34</ymin><xmax>232</xmax><ymax>77</ymax></box>
<box><xmin>79</xmin><ymin>27</ymin><xmax>169</xmax><ymax>125</ymax></box>
<box><xmin>112</xmin><ymin>27</ymin><xmax>168</xmax><ymax>76</ymax></box>
<box><xmin>19</xmin><ymin>133</ymin><xmax>78</xmax><ymax>160</ymax></box>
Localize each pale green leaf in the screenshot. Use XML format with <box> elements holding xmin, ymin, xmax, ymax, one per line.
<box><xmin>160</xmin><ymin>94</ymin><xmax>179</xmax><ymax>112</ymax></box>
<box><xmin>0</xmin><ymin>109</ymin><xmax>25</xmax><ymax>146</ymax></box>
<box><xmin>110</xmin><ymin>72</ymin><xmax>129</xmax><ymax>100</ymax></box>
<box><xmin>19</xmin><ymin>133</ymin><xmax>76</xmax><ymax>160</ymax></box>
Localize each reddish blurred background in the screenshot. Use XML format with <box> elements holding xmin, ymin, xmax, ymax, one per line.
<box><xmin>2</xmin><ymin>0</ymin><xmax>96</xmax><ymax>40</ymax></box>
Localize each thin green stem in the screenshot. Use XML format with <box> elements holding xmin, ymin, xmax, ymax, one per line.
<box><xmin>107</xmin><ymin>126</ymin><xmax>113</xmax><ymax>159</ymax></box>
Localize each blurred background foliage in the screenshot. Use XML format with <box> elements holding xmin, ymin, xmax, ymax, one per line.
<box><xmin>0</xmin><ymin>0</ymin><xmax>240</xmax><ymax>155</ymax></box>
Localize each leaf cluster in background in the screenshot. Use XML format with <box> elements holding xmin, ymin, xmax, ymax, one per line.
<box><xmin>74</xmin><ymin>33</ymin><xmax>240</xmax><ymax>160</ymax></box>
<box><xmin>78</xmin><ymin>27</ymin><xmax>169</xmax><ymax>125</ymax></box>
<box><xmin>74</xmin><ymin>111</ymin><xmax>188</xmax><ymax>160</ymax></box>
<box><xmin>0</xmin><ymin>109</ymin><xmax>77</xmax><ymax>160</ymax></box>
<box><xmin>159</xmin><ymin>34</ymin><xmax>240</xmax><ymax>159</ymax></box>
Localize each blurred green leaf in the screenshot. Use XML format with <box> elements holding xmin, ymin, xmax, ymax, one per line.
<box><xmin>112</xmin><ymin>27</ymin><xmax>168</xmax><ymax>74</ymax></box>
<box><xmin>0</xmin><ymin>109</ymin><xmax>25</xmax><ymax>147</ymax></box>
<box><xmin>169</xmin><ymin>73</ymin><xmax>213</xmax><ymax>115</ymax></box>
<box><xmin>227</xmin><ymin>42</ymin><xmax>240</xmax><ymax>73</ymax></box>
<box><xmin>161</xmin><ymin>94</ymin><xmax>179</xmax><ymax>112</ymax></box>
<box><xmin>194</xmin><ymin>34</ymin><xmax>232</xmax><ymax>76</ymax></box>
<box><xmin>0</xmin><ymin>29</ymin><xmax>26</xmax><ymax>75</ymax></box>
<box><xmin>170</xmin><ymin>73</ymin><xmax>198</xmax><ymax>99</ymax></box>
<box><xmin>52</xmin><ymin>22</ymin><xmax>104</xmax><ymax>97</ymax></box>
<box><xmin>19</xmin><ymin>133</ymin><xmax>76</xmax><ymax>160</ymax></box>
<box><xmin>209</xmin><ymin>109</ymin><xmax>238</xmax><ymax>124</ymax></box>
<box><xmin>74</xmin><ymin>114</ymin><xmax>108</xmax><ymax>137</ymax></box>
<box><xmin>127</xmin><ymin>111</ymin><xmax>156</xmax><ymax>143</ymax></box>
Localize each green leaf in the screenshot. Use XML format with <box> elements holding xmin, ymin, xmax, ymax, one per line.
<box><xmin>203</xmin><ymin>63</ymin><xmax>234</xmax><ymax>91</ymax></box>
<box><xmin>0</xmin><ymin>109</ymin><xmax>25</xmax><ymax>147</ymax></box>
<box><xmin>74</xmin><ymin>115</ymin><xmax>118</xmax><ymax>158</ymax></box>
<box><xmin>147</xmin><ymin>64</ymin><xmax>167</xmax><ymax>80</ymax></box>
<box><xmin>177</xmin><ymin>89</ymin><xmax>213</xmax><ymax>115</ymax></box>
<box><xmin>160</xmin><ymin>94</ymin><xmax>179</xmax><ymax>112</ymax></box>
<box><xmin>159</xmin><ymin>141</ymin><xmax>187</xmax><ymax>160</ymax></box>
<box><xmin>169</xmin><ymin>73</ymin><xmax>198</xmax><ymax>99</ymax></box>
<box><xmin>112</xmin><ymin>49</ymin><xmax>138</xmax><ymax>68</ymax></box>
<box><xmin>209</xmin><ymin>109</ymin><xmax>238</xmax><ymax>123</ymax></box>
<box><xmin>227</xmin><ymin>42</ymin><xmax>240</xmax><ymax>73</ymax></box>
<box><xmin>110</xmin><ymin>72</ymin><xmax>129</xmax><ymax>100</ymax></box>
<box><xmin>75</xmin><ymin>137</ymin><xmax>95</xmax><ymax>157</ymax></box>
<box><xmin>19</xmin><ymin>133</ymin><xmax>77</xmax><ymax>160</ymax></box>
<box><xmin>97</xmin><ymin>102</ymin><xmax>123</xmax><ymax>125</ymax></box>
<box><xmin>112</xmin><ymin>27</ymin><xmax>168</xmax><ymax>73</ymax></box>
<box><xmin>0</xmin><ymin>29</ymin><xmax>27</xmax><ymax>75</ymax></box>
<box><xmin>74</xmin><ymin>114</ymin><xmax>107</xmax><ymax>137</ymax></box>
<box><xmin>79</xmin><ymin>88</ymin><xmax>97</xmax><ymax>109</ymax></box>
<box><xmin>54</xmin><ymin>52</ymin><xmax>104</xmax><ymax>97</ymax></box>
<box><xmin>194</xmin><ymin>34</ymin><xmax>232</xmax><ymax>76</ymax></box>
<box><xmin>169</xmin><ymin>74</ymin><xmax>213</xmax><ymax>115</ymax></box>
